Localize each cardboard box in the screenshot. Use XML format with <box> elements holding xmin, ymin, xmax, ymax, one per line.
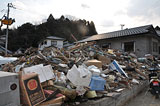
<box><xmin>85</xmin><ymin>59</ymin><xmax>102</xmax><ymax>68</ymax></box>
<box><xmin>98</xmin><ymin>55</ymin><xmax>111</xmax><ymax>65</ymax></box>
<box><xmin>20</xmin><ymin>73</ymin><xmax>46</xmax><ymax>106</ymax></box>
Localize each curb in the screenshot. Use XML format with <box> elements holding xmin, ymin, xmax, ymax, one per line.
<box><xmin>78</xmin><ymin>80</ymin><xmax>149</xmax><ymax>106</ymax></box>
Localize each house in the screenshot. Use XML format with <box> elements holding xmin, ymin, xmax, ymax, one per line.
<box><xmin>155</xmin><ymin>26</ymin><xmax>160</xmax><ymax>36</ymax></box>
<box><xmin>38</xmin><ymin>36</ymin><xmax>65</xmax><ymax>50</ymax></box>
<box><xmin>79</xmin><ymin>25</ymin><xmax>160</xmax><ymax>57</ymax></box>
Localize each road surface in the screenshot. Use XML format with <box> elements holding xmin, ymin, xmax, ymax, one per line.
<box><xmin>124</xmin><ymin>87</ymin><xmax>160</xmax><ymax>106</ymax></box>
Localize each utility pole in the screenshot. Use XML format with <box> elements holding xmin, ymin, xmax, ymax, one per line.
<box><xmin>5</xmin><ymin>3</ymin><xmax>10</xmax><ymax>56</ymax></box>
<box><xmin>5</xmin><ymin>3</ymin><xmax>16</xmax><ymax>56</ymax></box>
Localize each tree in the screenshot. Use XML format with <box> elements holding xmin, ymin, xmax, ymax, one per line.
<box><xmin>6</xmin><ymin>14</ymin><xmax>98</xmax><ymax>51</ymax></box>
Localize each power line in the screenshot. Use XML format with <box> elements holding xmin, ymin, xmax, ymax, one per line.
<box><xmin>0</xmin><ymin>9</ymin><xmax>5</xmax><ymax>13</ymax></box>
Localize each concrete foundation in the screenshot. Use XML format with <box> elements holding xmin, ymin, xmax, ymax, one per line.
<box><xmin>40</xmin><ymin>80</ymin><xmax>148</xmax><ymax>106</ymax></box>
<box><xmin>78</xmin><ymin>80</ymin><xmax>149</xmax><ymax>106</ymax></box>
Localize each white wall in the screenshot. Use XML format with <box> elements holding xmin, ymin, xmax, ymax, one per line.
<box><xmin>97</xmin><ymin>36</ymin><xmax>151</xmax><ymax>57</ymax></box>
<box><xmin>39</xmin><ymin>39</ymin><xmax>63</xmax><ymax>50</ymax></box>
<box><xmin>56</xmin><ymin>41</ymin><xmax>63</xmax><ymax>48</ymax></box>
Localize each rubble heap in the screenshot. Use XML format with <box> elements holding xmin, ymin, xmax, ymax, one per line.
<box><xmin>1</xmin><ymin>42</ymin><xmax>159</xmax><ymax>106</ymax></box>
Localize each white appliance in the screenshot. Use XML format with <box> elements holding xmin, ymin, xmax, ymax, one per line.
<box><xmin>0</xmin><ymin>71</ymin><xmax>20</xmax><ymax>106</ymax></box>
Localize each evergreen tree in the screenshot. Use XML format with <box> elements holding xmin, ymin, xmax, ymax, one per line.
<box><xmin>5</xmin><ymin>14</ymin><xmax>97</xmax><ymax>51</ymax></box>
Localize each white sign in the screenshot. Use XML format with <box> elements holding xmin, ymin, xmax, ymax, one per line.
<box><xmin>109</xmin><ymin>60</ymin><xmax>128</xmax><ymax>78</ymax></box>
<box><xmin>24</xmin><ymin>64</ymin><xmax>55</xmax><ymax>82</ymax></box>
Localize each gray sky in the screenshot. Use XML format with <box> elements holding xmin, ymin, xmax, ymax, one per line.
<box><xmin>0</xmin><ymin>0</ymin><xmax>160</xmax><ymax>33</ymax></box>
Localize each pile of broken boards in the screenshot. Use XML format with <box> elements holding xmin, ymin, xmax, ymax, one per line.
<box><xmin>1</xmin><ymin>42</ymin><xmax>156</xmax><ymax>106</ymax></box>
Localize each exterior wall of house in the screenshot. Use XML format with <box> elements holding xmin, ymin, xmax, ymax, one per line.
<box><xmin>56</xmin><ymin>40</ymin><xmax>63</xmax><ymax>48</ymax></box>
<box><xmin>47</xmin><ymin>40</ymin><xmax>51</xmax><ymax>46</ymax></box>
<box><xmin>38</xmin><ymin>40</ymin><xmax>50</xmax><ymax>50</ymax></box>
<box><xmin>151</xmin><ymin>37</ymin><xmax>159</xmax><ymax>56</ymax></box>
<box><xmin>97</xmin><ymin>35</ymin><xmax>153</xmax><ymax>57</ymax></box>
<box><xmin>158</xmin><ymin>41</ymin><xmax>160</xmax><ymax>55</ymax></box>
<box><xmin>39</xmin><ymin>39</ymin><xmax>63</xmax><ymax>50</ymax></box>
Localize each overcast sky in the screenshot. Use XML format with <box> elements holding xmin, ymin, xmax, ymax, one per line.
<box><xmin>0</xmin><ymin>0</ymin><xmax>160</xmax><ymax>33</ymax></box>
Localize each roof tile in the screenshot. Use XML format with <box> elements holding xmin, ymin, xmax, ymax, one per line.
<box><xmin>79</xmin><ymin>25</ymin><xmax>152</xmax><ymax>42</ymax></box>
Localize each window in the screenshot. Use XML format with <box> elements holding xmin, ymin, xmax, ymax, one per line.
<box><xmin>51</xmin><ymin>41</ymin><xmax>57</xmax><ymax>46</ymax></box>
<box><xmin>41</xmin><ymin>42</ymin><xmax>43</xmax><ymax>45</ymax></box>
<box><xmin>102</xmin><ymin>43</ymin><xmax>111</xmax><ymax>49</ymax></box>
<box><xmin>153</xmin><ymin>42</ymin><xmax>158</xmax><ymax>52</ymax></box>
<box><xmin>123</xmin><ymin>41</ymin><xmax>135</xmax><ymax>52</ymax></box>
<box><xmin>44</xmin><ymin>41</ymin><xmax>47</xmax><ymax>45</ymax></box>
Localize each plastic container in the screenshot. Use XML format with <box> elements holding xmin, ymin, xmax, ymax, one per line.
<box><xmin>89</xmin><ymin>76</ymin><xmax>106</xmax><ymax>91</ymax></box>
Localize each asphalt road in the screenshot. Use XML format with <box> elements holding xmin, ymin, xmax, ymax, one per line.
<box><xmin>124</xmin><ymin>87</ymin><xmax>160</xmax><ymax>106</ymax></box>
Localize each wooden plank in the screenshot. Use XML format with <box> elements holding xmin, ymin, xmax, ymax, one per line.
<box><xmin>38</xmin><ymin>96</ymin><xmax>65</xmax><ymax>106</ymax></box>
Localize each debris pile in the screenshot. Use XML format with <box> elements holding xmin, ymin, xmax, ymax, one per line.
<box><xmin>0</xmin><ymin>42</ymin><xmax>159</xmax><ymax>106</ymax></box>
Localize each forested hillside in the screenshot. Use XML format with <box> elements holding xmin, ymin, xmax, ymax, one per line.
<box><xmin>0</xmin><ymin>14</ymin><xmax>97</xmax><ymax>51</ymax></box>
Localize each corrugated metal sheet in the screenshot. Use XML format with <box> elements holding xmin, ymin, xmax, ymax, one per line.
<box><xmin>79</xmin><ymin>25</ymin><xmax>153</xmax><ymax>42</ymax></box>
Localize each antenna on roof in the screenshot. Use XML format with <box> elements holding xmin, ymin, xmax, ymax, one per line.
<box><xmin>120</xmin><ymin>24</ymin><xmax>125</xmax><ymax>30</ymax></box>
